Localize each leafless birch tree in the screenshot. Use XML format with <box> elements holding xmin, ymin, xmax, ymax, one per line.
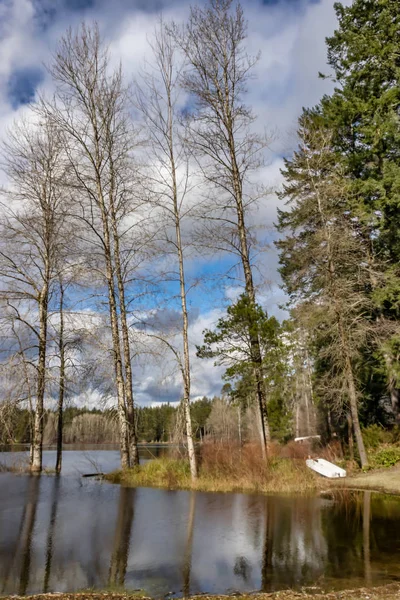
<box><xmin>171</xmin><ymin>0</ymin><xmax>272</xmax><ymax>453</ymax></box>
<box><xmin>43</xmin><ymin>24</ymin><xmax>142</xmax><ymax>467</ymax></box>
<box><xmin>135</xmin><ymin>23</ymin><xmax>197</xmax><ymax>478</ymax></box>
<box><xmin>0</xmin><ymin>117</ymin><xmax>68</xmax><ymax>472</ymax></box>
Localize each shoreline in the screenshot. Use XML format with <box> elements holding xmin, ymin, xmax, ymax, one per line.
<box><xmin>104</xmin><ymin>459</ymin><xmax>400</xmax><ymax>497</ymax></box>
<box><xmin>2</xmin><ymin>450</ymin><xmax>400</xmax><ymax>497</ymax></box>
<box><xmin>2</xmin><ymin>582</ymin><xmax>400</xmax><ymax>600</ymax></box>
<box><xmin>329</xmin><ymin>466</ymin><xmax>400</xmax><ymax>496</ymax></box>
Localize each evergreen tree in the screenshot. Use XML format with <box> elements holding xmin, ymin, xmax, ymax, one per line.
<box><xmin>197</xmin><ymin>295</ymin><xmax>288</xmax><ymax>441</ymax></box>
<box><xmin>276</xmin><ymin>114</ymin><xmax>375</xmax><ymax>466</ymax></box>
<box><xmin>321</xmin><ymin>0</ymin><xmax>400</xmax><ymax>416</ymax></box>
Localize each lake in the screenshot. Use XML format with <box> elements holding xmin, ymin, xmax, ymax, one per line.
<box><xmin>1</xmin><ymin>447</ymin><xmax>400</xmax><ymax>597</ymax></box>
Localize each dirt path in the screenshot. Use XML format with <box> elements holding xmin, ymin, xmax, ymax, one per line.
<box><xmin>2</xmin><ymin>583</ymin><xmax>400</xmax><ymax>600</ymax></box>
<box><xmin>330</xmin><ymin>465</ymin><xmax>400</xmax><ymax>495</ymax></box>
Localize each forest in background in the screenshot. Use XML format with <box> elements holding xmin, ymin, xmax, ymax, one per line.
<box><xmin>0</xmin><ymin>394</ymin><xmax>296</xmax><ymax>446</ymax></box>
<box><xmin>0</xmin><ymin>0</ymin><xmax>399</xmax><ymax>476</ymax></box>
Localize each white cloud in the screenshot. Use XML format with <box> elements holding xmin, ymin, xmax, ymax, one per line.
<box><xmin>0</xmin><ymin>0</ymin><xmax>344</xmax><ymax>405</ymax></box>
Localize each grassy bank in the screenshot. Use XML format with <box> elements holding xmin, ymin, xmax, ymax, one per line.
<box><xmin>104</xmin><ymin>437</ymin><xmax>400</xmax><ymax>496</ymax></box>
<box><xmin>2</xmin><ymin>582</ymin><xmax>400</xmax><ymax>600</ymax></box>
<box><xmin>105</xmin><ymin>442</ymin><xmax>320</xmax><ymax>494</ymax></box>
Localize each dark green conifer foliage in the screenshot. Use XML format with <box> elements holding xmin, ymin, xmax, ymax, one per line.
<box><xmin>322</xmin><ymin>0</ymin><xmax>400</xmax><ymax>307</ymax></box>
<box><xmin>197</xmin><ymin>295</ymin><xmax>289</xmax><ymax>440</ymax></box>
<box><xmin>321</xmin><ymin>0</ymin><xmax>400</xmax><ymax>415</ymax></box>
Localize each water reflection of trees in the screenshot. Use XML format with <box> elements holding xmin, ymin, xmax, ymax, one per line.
<box><xmin>261</xmin><ymin>496</ymin><xmax>328</xmax><ymax>591</ymax></box>
<box><xmin>363</xmin><ymin>492</ymin><xmax>371</xmax><ymax>584</ymax></box>
<box><xmin>18</xmin><ymin>476</ymin><xmax>41</xmax><ymax>594</ymax></box>
<box><xmin>9</xmin><ymin>476</ymin><xmax>41</xmax><ymax>595</ymax></box>
<box><xmin>109</xmin><ymin>487</ymin><xmax>135</xmax><ymax>587</ymax></box>
<box><xmin>182</xmin><ymin>492</ymin><xmax>196</xmax><ymax>597</ymax></box>
<box><xmin>43</xmin><ymin>476</ymin><xmax>61</xmax><ymax>592</ymax></box>
<box><xmin>2</xmin><ymin>478</ymin><xmax>400</xmax><ymax>596</ymax></box>
<box><xmin>322</xmin><ymin>492</ymin><xmax>366</xmax><ymax>582</ymax></box>
<box><xmin>258</xmin><ymin>492</ymin><xmax>392</xmax><ymax>591</ymax></box>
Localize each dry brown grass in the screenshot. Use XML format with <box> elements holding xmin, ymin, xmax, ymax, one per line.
<box><xmin>0</xmin><ymin>459</ymin><xmax>30</xmax><ymax>473</ymax></box>
<box><xmin>106</xmin><ymin>441</ymin><xmax>320</xmax><ymax>495</ymax></box>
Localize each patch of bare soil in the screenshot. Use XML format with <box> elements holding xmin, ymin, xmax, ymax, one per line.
<box><xmin>330</xmin><ymin>465</ymin><xmax>400</xmax><ymax>495</ymax></box>
<box><xmin>2</xmin><ymin>583</ymin><xmax>400</xmax><ymax>600</ymax></box>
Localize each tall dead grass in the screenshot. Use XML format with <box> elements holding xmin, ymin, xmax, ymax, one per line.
<box><xmin>107</xmin><ymin>441</ymin><xmax>320</xmax><ymax>494</ymax></box>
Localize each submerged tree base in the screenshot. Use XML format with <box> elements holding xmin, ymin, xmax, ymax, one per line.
<box><xmin>2</xmin><ymin>582</ymin><xmax>400</xmax><ymax>600</ymax></box>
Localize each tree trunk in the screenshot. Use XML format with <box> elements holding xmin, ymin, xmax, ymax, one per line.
<box><xmin>107</xmin><ymin>261</ymin><xmax>130</xmax><ymax>470</ymax></box>
<box><xmin>168</xmin><ymin>77</ymin><xmax>197</xmax><ymax>478</ymax></box>
<box><xmin>347</xmin><ymin>412</ymin><xmax>354</xmax><ymax>462</ymax></box>
<box><xmin>31</xmin><ymin>287</ymin><xmax>48</xmax><ymax>473</ymax></box>
<box><xmin>344</xmin><ymin>352</ymin><xmax>368</xmax><ymax>468</ymax></box>
<box><xmin>109</xmin><ymin>201</ymin><xmax>139</xmax><ymax>468</ymax></box>
<box><xmin>55</xmin><ymin>281</ymin><xmax>65</xmax><ymax>475</ymax></box>
<box><xmin>94</xmin><ymin>166</ymin><xmax>130</xmax><ymax>469</ymax></box>
<box><xmin>100</xmin><ymin>194</ymin><xmax>130</xmax><ymax>469</ymax></box>
<box><xmin>238</xmin><ymin>405</ymin><xmax>242</xmax><ymax>447</ymax></box>
<box><xmin>256</xmin><ymin>394</ymin><xmax>267</xmax><ymax>460</ymax></box>
<box><xmin>183</xmin><ymin>388</ymin><xmax>197</xmax><ymax>480</ymax></box>
<box><xmin>176</xmin><ymin>212</ymin><xmax>197</xmax><ymax>479</ymax></box>
<box><xmin>228</xmin><ymin>130</ymin><xmax>270</xmax><ymax>453</ymax></box>
<box><xmin>390</xmin><ymin>386</ymin><xmax>400</xmax><ymax>424</ymax></box>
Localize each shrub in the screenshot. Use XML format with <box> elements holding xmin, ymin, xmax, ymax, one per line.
<box><xmin>371</xmin><ymin>447</ymin><xmax>400</xmax><ymax>469</ymax></box>
<box><xmin>362</xmin><ymin>424</ymin><xmax>391</xmax><ymax>449</ymax></box>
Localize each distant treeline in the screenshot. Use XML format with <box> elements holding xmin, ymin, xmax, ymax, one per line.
<box><xmin>0</xmin><ymin>399</ymin><xmax>215</xmax><ymax>445</ymax></box>
<box><xmin>0</xmin><ymin>395</ymin><xmax>294</xmax><ymax>446</ymax></box>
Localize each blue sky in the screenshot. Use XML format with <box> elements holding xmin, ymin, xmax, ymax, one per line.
<box><xmin>0</xmin><ymin>0</ymin><xmax>348</xmax><ymax>405</ymax></box>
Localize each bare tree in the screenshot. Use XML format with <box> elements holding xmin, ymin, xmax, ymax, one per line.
<box><xmin>55</xmin><ymin>278</ymin><xmax>65</xmax><ymax>474</ymax></box>
<box><xmin>43</xmin><ymin>24</ymin><xmax>142</xmax><ymax>468</ymax></box>
<box><xmin>135</xmin><ymin>22</ymin><xmax>197</xmax><ymax>478</ymax></box>
<box><xmin>171</xmin><ymin>0</ymin><xmax>272</xmax><ymax>454</ymax></box>
<box><xmin>0</xmin><ymin>117</ymin><xmax>68</xmax><ymax>472</ymax></box>
<box><xmin>0</xmin><ymin>308</ymin><xmax>36</xmax><ymax>451</ymax></box>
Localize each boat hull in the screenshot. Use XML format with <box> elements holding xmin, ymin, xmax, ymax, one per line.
<box><xmin>306</xmin><ymin>458</ymin><xmax>347</xmax><ymax>478</ymax></box>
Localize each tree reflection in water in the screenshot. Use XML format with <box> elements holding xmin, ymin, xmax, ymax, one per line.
<box><xmin>109</xmin><ymin>486</ymin><xmax>135</xmax><ymax>587</ymax></box>
<box><xmin>261</xmin><ymin>496</ymin><xmax>328</xmax><ymax>591</ymax></box>
<box><xmin>363</xmin><ymin>491</ymin><xmax>371</xmax><ymax>585</ymax></box>
<box><xmin>182</xmin><ymin>491</ymin><xmax>196</xmax><ymax>597</ymax></box>
<box><xmin>19</xmin><ymin>476</ymin><xmax>41</xmax><ymax>595</ymax></box>
<box><xmin>0</xmin><ymin>470</ymin><xmax>400</xmax><ymax>597</ymax></box>
<box><xmin>43</xmin><ymin>476</ymin><xmax>61</xmax><ymax>592</ymax></box>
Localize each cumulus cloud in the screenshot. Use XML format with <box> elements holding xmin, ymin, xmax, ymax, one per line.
<box><xmin>0</xmin><ymin>0</ymin><xmax>343</xmax><ymax>405</ymax></box>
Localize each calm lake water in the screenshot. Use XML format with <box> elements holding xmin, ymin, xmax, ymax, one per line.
<box><xmin>1</xmin><ymin>447</ymin><xmax>400</xmax><ymax>597</ymax></box>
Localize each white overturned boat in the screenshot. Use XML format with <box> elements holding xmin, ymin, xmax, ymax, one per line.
<box><xmin>306</xmin><ymin>458</ymin><xmax>346</xmax><ymax>479</ymax></box>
